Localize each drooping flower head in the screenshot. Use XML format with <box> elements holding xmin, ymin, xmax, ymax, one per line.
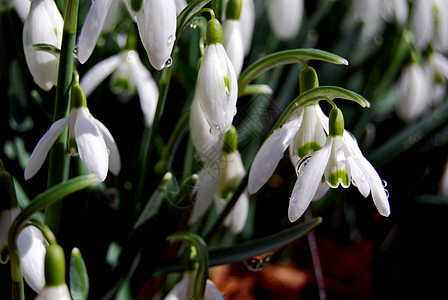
<box><xmin>288</xmin><ymin>108</ymin><xmax>390</xmax><ymax>222</ymax></box>
<box><xmin>25</xmin><ymin>84</ymin><xmax>120</xmax><ymax>182</ymax></box>
<box><xmin>23</xmin><ymin>0</ymin><xmax>63</xmax><ymax>91</ymax></box>
<box><xmin>196</xmin><ymin>18</ymin><xmax>238</xmax><ymax>136</ymax></box>
<box><xmin>222</xmin><ymin>0</ymin><xmax>245</xmax><ymax>76</ymax></box>
<box><xmin>267</xmin><ymin>0</ymin><xmax>303</xmax><ymax>41</ymax></box>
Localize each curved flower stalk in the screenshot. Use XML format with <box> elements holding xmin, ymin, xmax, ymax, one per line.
<box><xmin>411</xmin><ymin>0</ymin><xmax>448</xmax><ymax>52</ymax></box>
<box><xmin>1</xmin><ymin>209</ymin><xmax>47</xmax><ymax>293</ymax></box>
<box><xmin>197</xmin><ymin>18</ymin><xmax>238</xmax><ymax>136</ymax></box>
<box><xmin>248</xmin><ymin>104</ymin><xmax>328</xmax><ymax>194</ymax></box>
<box><xmin>189</xmin><ymin>128</ymin><xmax>249</xmax><ymax>235</ymax></box>
<box><xmin>77</xmin><ymin>0</ymin><xmax>177</xmax><ymax>70</ymax></box>
<box><xmin>35</xmin><ymin>244</ymin><xmax>71</xmax><ymax>300</ymax></box>
<box><xmin>396</xmin><ymin>62</ymin><xmax>429</xmax><ymax>122</ymax></box>
<box><xmin>25</xmin><ymin>84</ymin><xmax>120</xmax><ymax>182</ymax></box>
<box><xmin>288</xmin><ymin>108</ymin><xmax>390</xmax><ymax>222</ymax></box>
<box><xmin>222</xmin><ymin>0</ymin><xmax>245</xmax><ymax>76</ymax></box>
<box><xmin>22</xmin><ymin>0</ymin><xmax>63</xmax><ymax>91</ymax></box>
<box><xmin>266</xmin><ymin>0</ymin><xmax>303</xmax><ymax>41</ymax></box>
<box><xmin>80</xmin><ymin>50</ymin><xmax>159</xmax><ymax>127</ymax></box>
<box><xmin>163</xmin><ymin>271</ymin><xmax>224</xmax><ymax>300</ymax></box>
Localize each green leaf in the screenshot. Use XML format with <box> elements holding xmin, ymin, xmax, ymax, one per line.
<box><xmin>155</xmin><ymin>217</ymin><xmax>322</xmax><ymax>273</ymax></box>
<box><xmin>31</xmin><ymin>43</ymin><xmax>61</xmax><ymax>55</ymax></box>
<box><xmin>238</xmin><ymin>49</ymin><xmax>348</xmax><ymax>95</ymax></box>
<box><xmin>70</xmin><ymin>248</ymin><xmax>89</xmax><ymax>300</ymax></box>
<box><xmin>177</xmin><ymin>0</ymin><xmax>212</xmax><ymax>40</ymax></box>
<box><xmin>270</xmin><ymin>86</ymin><xmax>370</xmax><ymax>136</ymax></box>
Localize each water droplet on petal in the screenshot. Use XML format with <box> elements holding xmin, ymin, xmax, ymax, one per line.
<box><xmin>361</xmin><ymin>175</ymin><xmax>367</xmax><ymax>182</ymax></box>
<box><xmin>244</xmin><ymin>252</ymin><xmax>273</xmax><ymax>272</ymax></box>
<box><xmin>382</xmin><ymin>180</ymin><xmax>387</xmax><ymax>187</ymax></box>
<box><xmin>209</xmin><ymin>124</ymin><xmax>222</xmax><ymax>136</ymax></box>
<box><xmin>296</xmin><ymin>154</ymin><xmax>313</xmax><ymax>176</ymax></box>
<box><xmin>73</xmin><ymin>45</ymin><xmax>79</xmax><ymax>59</ymax></box>
<box><xmin>167</xmin><ymin>35</ymin><xmax>175</xmax><ymax>45</ymax></box>
<box><xmin>384</xmin><ymin>189</ymin><xmax>389</xmax><ymax>199</ymax></box>
<box><xmin>164</xmin><ymin>57</ymin><xmax>172</xmax><ymax>68</ymax></box>
<box><xmin>290</xmin><ymin>196</ymin><xmax>298</xmax><ymax>204</ymax></box>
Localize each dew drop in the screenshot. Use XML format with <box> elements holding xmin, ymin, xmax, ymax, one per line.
<box><xmin>244</xmin><ymin>252</ymin><xmax>273</xmax><ymax>272</ymax></box>
<box><xmin>382</xmin><ymin>180</ymin><xmax>387</xmax><ymax>187</ymax></box>
<box><xmin>290</xmin><ymin>196</ymin><xmax>298</xmax><ymax>204</ymax></box>
<box><xmin>167</xmin><ymin>35</ymin><xmax>175</xmax><ymax>45</ymax></box>
<box><xmin>361</xmin><ymin>175</ymin><xmax>367</xmax><ymax>182</ymax></box>
<box><xmin>164</xmin><ymin>57</ymin><xmax>173</xmax><ymax>68</ymax></box>
<box><xmin>209</xmin><ymin>124</ymin><xmax>222</xmax><ymax>136</ymax></box>
<box><xmin>190</xmin><ymin>23</ymin><xmax>198</xmax><ymax>29</ymax></box>
<box><xmin>384</xmin><ymin>189</ymin><xmax>389</xmax><ymax>199</ymax></box>
<box><xmin>73</xmin><ymin>45</ymin><xmax>79</xmax><ymax>59</ymax></box>
<box><xmin>296</xmin><ymin>154</ymin><xmax>313</xmax><ymax>176</ymax></box>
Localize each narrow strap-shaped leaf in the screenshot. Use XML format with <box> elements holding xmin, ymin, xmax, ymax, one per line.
<box><xmin>177</xmin><ymin>0</ymin><xmax>212</xmax><ymax>40</ymax></box>
<box><xmin>70</xmin><ymin>248</ymin><xmax>89</xmax><ymax>300</ymax></box>
<box><xmin>238</xmin><ymin>49</ymin><xmax>348</xmax><ymax>95</ymax></box>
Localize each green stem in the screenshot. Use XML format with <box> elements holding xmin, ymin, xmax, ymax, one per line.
<box><xmin>135</xmin><ymin>65</ymin><xmax>173</xmax><ymax>206</ymax></box>
<box><xmin>167</xmin><ymin>232</ymin><xmax>209</xmax><ymax>300</ymax></box>
<box><xmin>45</xmin><ymin>0</ymin><xmax>79</xmax><ymax>233</ymax></box>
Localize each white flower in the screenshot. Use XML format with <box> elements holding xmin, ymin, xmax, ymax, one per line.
<box><xmin>1</xmin><ymin>209</ymin><xmax>47</xmax><ymax>293</ymax></box>
<box><xmin>35</xmin><ymin>284</ymin><xmax>71</xmax><ymax>300</ymax></box>
<box><xmin>189</xmin><ymin>151</ymin><xmax>249</xmax><ymax>235</ymax></box>
<box><xmin>197</xmin><ymin>41</ymin><xmax>238</xmax><ymax>136</ymax></box>
<box><xmin>249</xmin><ymin>104</ymin><xmax>328</xmax><ymax>194</ymax></box>
<box><xmin>240</xmin><ymin>0</ymin><xmax>255</xmax><ymax>55</ymax></box>
<box><xmin>81</xmin><ymin>50</ymin><xmax>159</xmax><ymax>127</ymax></box>
<box><xmin>174</xmin><ymin>0</ymin><xmax>187</xmax><ymax>16</ymax></box>
<box><xmin>189</xmin><ymin>89</ymin><xmax>224</xmax><ymax>166</ymax></box>
<box><xmin>13</xmin><ymin>0</ymin><xmax>30</xmax><ymax>22</ymax></box>
<box><xmin>267</xmin><ymin>0</ymin><xmax>303</xmax><ymax>41</ymax></box>
<box><xmin>134</xmin><ymin>0</ymin><xmax>177</xmax><ymax>70</ymax></box>
<box><xmin>23</xmin><ymin>0</ymin><xmax>63</xmax><ymax>91</ymax></box>
<box><xmin>425</xmin><ymin>51</ymin><xmax>448</xmax><ymax>105</ymax></box>
<box><xmin>77</xmin><ymin>0</ymin><xmax>177</xmax><ymax>70</ymax></box>
<box><xmin>222</xmin><ymin>19</ymin><xmax>245</xmax><ymax>77</ymax></box>
<box><xmin>288</xmin><ymin>132</ymin><xmax>390</xmax><ymax>222</ymax></box>
<box><xmin>25</xmin><ymin>106</ymin><xmax>120</xmax><ymax>182</ymax></box>
<box><xmin>412</xmin><ymin>0</ymin><xmax>448</xmax><ymax>52</ymax></box>
<box><xmin>396</xmin><ymin>62</ymin><xmax>429</xmax><ymax>122</ymax></box>
<box><xmin>163</xmin><ymin>271</ymin><xmax>224</xmax><ymax>300</ymax></box>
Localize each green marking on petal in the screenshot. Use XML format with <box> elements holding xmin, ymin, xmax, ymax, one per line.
<box><xmin>328</xmin><ymin>170</ymin><xmax>349</xmax><ymax>187</ymax></box>
<box><xmin>298</xmin><ymin>142</ymin><xmax>322</xmax><ymax>157</ymax></box>
<box><xmin>221</xmin><ymin>187</ymin><xmax>236</xmax><ymax>201</ymax></box>
<box><xmin>68</xmin><ymin>137</ymin><xmax>78</xmax><ymax>156</ymax></box>
<box><xmin>224</xmin><ymin>76</ymin><xmax>230</xmax><ymax>94</ymax></box>
<box><xmin>112</xmin><ymin>78</ymin><xmax>131</xmax><ymax>93</ymax></box>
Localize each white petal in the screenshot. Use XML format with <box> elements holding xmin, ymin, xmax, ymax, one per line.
<box><xmin>429</xmin><ymin>52</ymin><xmax>448</xmax><ymax>80</ymax></box>
<box><xmin>94</xmin><ymin>120</ymin><xmax>121</xmax><ymax>175</ymax></box>
<box><xmin>23</xmin><ymin>0</ymin><xmax>63</xmax><ymax>90</ymax></box>
<box><xmin>25</xmin><ymin>118</ymin><xmax>69</xmax><ymax>180</ymax></box>
<box><xmin>197</xmin><ymin>44</ymin><xmax>238</xmax><ymax>135</ymax></box>
<box><xmin>248</xmin><ymin>116</ymin><xmax>301</xmax><ymax>194</ymax></box>
<box><xmin>135</xmin><ymin>0</ymin><xmax>177</xmax><ymax>70</ymax></box>
<box><xmin>312</xmin><ymin>182</ymin><xmax>330</xmax><ymax>201</ymax></box>
<box><xmin>289</xmin><ymin>141</ymin><xmax>331</xmax><ymax>222</ymax></box>
<box><xmin>174</xmin><ymin>0</ymin><xmax>187</xmax><ymax>16</ymax></box>
<box><xmin>17</xmin><ymin>226</ymin><xmax>46</xmax><ymax>293</ymax></box>
<box><xmin>189</xmin><ymin>91</ymin><xmax>224</xmax><ymax>166</ymax></box>
<box><xmin>348</xmin><ymin>156</ymin><xmax>370</xmax><ymax>197</ymax></box>
<box><xmin>189</xmin><ymin>167</ymin><xmax>221</xmax><ymax>225</ymax></box>
<box><xmin>128</xmin><ymin>51</ymin><xmax>159</xmax><ymax>127</ymax></box>
<box><xmin>412</xmin><ymin>0</ymin><xmax>433</xmax><ymax>51</ymax></box>
<box><xmin>35</xmin><ymin>284</ymin><xmax>71</xmax><ymax>300</ymax></box>
<box><xmin>224</xmin><ymin>191</ymin><xmax>249</xmax><ymax>235</ymax></box>
<box><xmin>267</xmin><ymin>0</ymin><xmax>303</xmax><ymax>41</ymax></box>
<box><xmin>76</xmin><ymin>0</ymin><xmax>115</xmax><ymax>64</ymax></box>
<box><xmin>13</xmin><ymin>0</ymin><xmax>30</xmax><ymax>22</ymax></box>
<box><xmin>75</xmin><ymin>108</ymin><xmax>109</xmax><ymax>182</ymax></box>
<box><xmin>222</xmin><ymin>20</ymin><xmax>245</xmax><ymax>77</ymax></box>
<box><xmin>80</xmin><ymin>54</ymin><xmax>122</xmax><ymax>97</ymax></box>
<box><xmin>204</xmin><ymin>279</ymin><xmax>225</xmax><ymax>300</ymax></box>
<box><xmin>240</xmin><ymin>0</ymin><xmax>255</xmax><ymax>55</ymax></box>
<box><xmin>163</xmin><ymin>272</ymin><xmax>194</xmax><ymax>300</ymax></box>
<box><xmin>0</xmin><ymin>208</ymin><xmax>20</xmax><ymax>263</ymax></box>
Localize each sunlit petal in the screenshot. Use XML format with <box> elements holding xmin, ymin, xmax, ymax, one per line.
<box><xmin>80</xmin><ymin>54</ymin><xmax>122</xmax><ymax>97</ymax></box>
<box><xmin>94</xmin><ymin>120</ymin><xmax>121</xmax><ymax>175</ymax></box>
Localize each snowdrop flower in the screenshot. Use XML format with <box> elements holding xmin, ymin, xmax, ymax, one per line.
<box><xmin>80</xmin><ymin>50</ymin><xmax>159</xmax><ymax>127</ymax></box>
<box><xmin>163</xmin><ymin>271</ymin><xmax>224</xmax><ymax>300</ymax></box>
<box><xmin>425</xmin><ymin>51</ymin><xmax>448</xmax><ymax>105</ymax></box>
<box><xmin>396</xmin><ymin>62</ymin><xmax>429</xmax><ymax>122</ymax></box>
<box><xmin>222</xmin><ymin>0</ymin><xmax>245</xmax><ymax>76</ymax></box>
<box><xmin>1</xmin><ymin>210</ymin><xmax>46</xmax><ymax>292</ymax></box>
<box><xmin>288</xmin><ymin>108</ymin><xmax>390</xmax><ymax>222</ymax></box>
<box><xmin>382</xmin><ymin>0</ymin><xmax>409</xmax><ymax>26</ymax></box>
<box><xmin>175</xmin><ymin>0</ymin><xmax>187</xmax><ymax>16</ymax></box>
<box><xmin>25</xmin><ymin>84</ymin><xmax>120</xmax><ymax>182</ymax></box>
<box><xmin>77</xmin><ymin>0</ymin><xmax>176</xmax><ymax>71</ymax></box>
<box><xmin>197</xmin><ymin>18</ymin><xmax>238</xmax><ymax>136</ymax></box>
<box><xmin>35</xmin><ymin>244</ymin><xmax>71</xmax><ymax>300</ymax></box>
<box><xmin>189</xmin><ymin>89</ymin><xmax>224</xmax><ymax>166</ymax></box>
<box><xmin>412</xmin><ymin>0</ymin><xmax>448</xmax><ymax>52</ymax></box>
<box><xmin>189</xmin><ymin>127</ymin><xmax>249</xmax><ymax>235</ymax></box>
<box><xmin>23</xmin><ymin>0</ymin><xmax>63</xmax><ymax>91</ymax></box>
<box><xmin>267</xmin><ymin>0</ymin><xmax>303</xmax><ymax>41</ymax></box>
<box><xmin>222</xmin><ymin>0</ymin><xmax>255</xmax><ymax>55</ymax></box>
<box><xmin>248</xmin><ymin>103</ymin><xmax>328</xmax><ymax>194</ymax></box>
